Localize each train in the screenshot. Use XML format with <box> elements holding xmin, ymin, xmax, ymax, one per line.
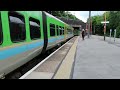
<box><xmin>0</xmin><ymin>11</ymin><xmax>74</xmax><ymax>78</ymax></box>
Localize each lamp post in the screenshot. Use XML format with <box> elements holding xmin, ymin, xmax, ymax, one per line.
<box><xmin>90</xmin><ymin>16</ymin><xmax>92</xmax><ymax>35</ymax></box>
<box><xmin>104</xmin><ymin>12</ymin><xmax>106</xmax><ymax>41</ymax></box>
<box><xmin>88</xmin><ymin>11</ymin><xmax>91</xmax><ymax>38</ymax></box>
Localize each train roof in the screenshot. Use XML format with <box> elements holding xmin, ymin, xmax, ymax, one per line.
<box><xmin>44</xmin><ymin>11</ymin><xmax>69</xmax><ymax>25</ymax></box>
<box><xmin>44</xmin><ymin>12</ymin><xmax>73</xmax><ymax>29</ymax></box>
<box><xmin>15</xmin><ymin>11</ymin><xmax>73</xmax><ymax>28</ymax></box>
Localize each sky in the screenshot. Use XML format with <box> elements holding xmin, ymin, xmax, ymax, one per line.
<box><xmin>69</xmin><ymin>11</ymin><xmax>105</xmax><ymax>23</ymax></box>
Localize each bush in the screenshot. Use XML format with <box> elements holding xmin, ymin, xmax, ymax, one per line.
<box><xmin>116</xmin><ymin>26</ymin><xmax>120</xmax><ymax>38</ymax></box>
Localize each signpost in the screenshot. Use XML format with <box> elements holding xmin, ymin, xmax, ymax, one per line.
<box><xmin>101</xmin><ymin>21</ymin><xmax>109</xmax><ymax>41</ymax></box>
<box><xmin>100</xmin><ymin>12</ymin><xmax>109</xmax><ymax>41</ymax></box>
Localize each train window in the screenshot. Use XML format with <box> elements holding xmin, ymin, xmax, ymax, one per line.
<box><xmin>59</xmin><ymin>26</ymin><xmax>62</xmax><ymax>35</ymax></box>
<box><xmin>0</xmin><ymin>13</ymin><xmax>2</xmax><ymax>44</ymax></box>
<box><xmin>8</xmin><ymin>12</ymin><xmax>26</xmax><ymax>42</ymax></box>
<box><xmin>50</xmin><ymin>23</ymin><xmax>55</xmax><ymax>36</ymax></box>
<box><xmin>29</xmin><ymin>17</ymin><xmax>41</xmax><ymax>40</ymax></box>
<box><xmin>56</xmin><ymin>25</ymin><xmax>59</xmax><ymax>36</ymax></box>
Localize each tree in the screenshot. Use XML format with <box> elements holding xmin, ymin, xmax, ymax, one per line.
<box><xmin>90</xmin><ymin>11</ymin><xmax>120</xmax><ymax>37</ymax></box>
<box><xmin>109</xmin><ymin>11</ymin><xmax>120</xmax><ymax>37</ymax></box>
<box><xmin>90</xmin><ymin>11</ymin><xmax>110</xmax><ymax>36</ymax></box>
<box><xmin>45</xmin><ymin>11</ymin><xmax>79</xmax><ymax>20</ymax></box>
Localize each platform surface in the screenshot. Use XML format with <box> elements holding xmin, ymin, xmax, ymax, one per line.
<box><xmin>73</xmin><ymin>35</ymin><xmax>120</xmax><ymax>79</ymax></box>
<box><xmin>53</xmin><ymin>37</ymin><xmax>79</xmax><ymax>79</ymax></box>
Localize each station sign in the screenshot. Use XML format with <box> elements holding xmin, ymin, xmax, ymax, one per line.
<box><xmin>101</xmin><ymin>21</ymin><xmax>109</xmax><ymax>24</ymax></box>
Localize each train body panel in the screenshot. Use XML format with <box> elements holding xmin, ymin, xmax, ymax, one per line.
<box><xmin>0</xmin><ymin>41</ymin><xmax>43</xmax><ymax>75</ymax></box>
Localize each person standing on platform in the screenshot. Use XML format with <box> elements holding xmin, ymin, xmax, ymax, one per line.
<box><xmin>81</xmin><ymin>29</ymin><xmax>85</xmax><ymax>40</ymax></box>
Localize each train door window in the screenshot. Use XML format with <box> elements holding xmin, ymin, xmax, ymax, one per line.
<box><xmin>59</xmin><ymin>26</ymin><xmax>62</xmax><ymax>35</ymax></box>
<box><xmin>8</xmin><ymin>11</ymin><xmax>26</xmax><ymax>42</ymax></box>
<box><xmin>29</xmin><ymin>17</ymin><xmax>41</xmax><ymax>40</ymax></box>
<box><xmin>56</xmin><ymin>25</ymin><xmax>59</xmax><ymax>36</ymax></box>
<box><xmin>67</xmin><ymin>28</ymin><xmax>70</xmax><ymax>34</ymax></box>
<box><xmin>0</xmin><ymin>13</ymin><xmax>2</xmax><ymax>44</ymax></box>
<box><xmin>50</xmin><ymin>23</ymin><xmax>55</xmax><ymax>36</ymax></box>
<box><xmin>62</xmin><ymin>27</ymin><xmax>64</xmax><ymax>35</ymax></box>
<box><xmin>67</xmin><ymin>28</ymin><xmax>69</xmax><ymax>34</ymax></box>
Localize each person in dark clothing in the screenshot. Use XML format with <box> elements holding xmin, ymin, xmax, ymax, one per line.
<box><xmin>82</xmin><ymin>29</ymin><xmax>85</xmax><ymax>40</ymax></box>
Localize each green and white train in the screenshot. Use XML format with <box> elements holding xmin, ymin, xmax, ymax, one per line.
<box><xmin>0</xmin><ymin>11</ymin><xmax>73</xmax><ymax>77</ymax></box>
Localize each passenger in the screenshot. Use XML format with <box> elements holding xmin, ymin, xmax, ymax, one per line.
<box><xmin>81</xmin><ymin>29</ymin><xmax>85</xmax><ymax>40</ymax></box>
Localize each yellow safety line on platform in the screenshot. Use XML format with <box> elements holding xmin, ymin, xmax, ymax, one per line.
<box><xmin>53</xmin><ymin>36</ymin><xmax>79</xmax><ymax>79</ymax></box>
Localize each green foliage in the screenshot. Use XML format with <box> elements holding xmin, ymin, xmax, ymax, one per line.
<box><xmin>116</xmin><ymin>25</ymin><xmax>120</xmax><ymax>38</ymax></box>
<box><xmin>91</xmin><ymin>15</ymin><xmax>104</xmax><ymax>36</ymax></box>
<box><xmin>46</xmin><ymin>11</ymin><xmax>78</xmax><ymax>20</ymax></box>
<box><xmin>73</xmin><ymin>29</ymin><xmax>80</xmax><ymax>36</ymax></box>
<box><xmin>91</xmin><ymin>11</ymin><xmax>120</xmax><ymax>37</ymax></box>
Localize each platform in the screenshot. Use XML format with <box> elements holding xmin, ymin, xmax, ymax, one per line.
<box><xmin>73</xmin><ymin>35</ymin><xmax>120</xmax><ymax>79</ymax></box>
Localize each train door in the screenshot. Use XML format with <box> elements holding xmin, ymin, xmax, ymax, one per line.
<box><xmin>64</xmin><ymin>24</ymin><xmax>67</xmax><ymax>41</ymax></box>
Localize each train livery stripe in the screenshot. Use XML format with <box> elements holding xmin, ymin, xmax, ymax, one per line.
<box><xmin>57</xmin><ymin>36</ymin><xmax>64</xmax><ymax>40</ymax></box>
<box><xmin>48</xmin><ymin>36</ymin><xmax>64</xmax><ymax>43</ymax></box>
<box><xmin>0</xmin><ymin>36</ymin><xmax>64</xmax><ymax>60</ymax></box>
<box><xmin>0</xmin><ymin>40</ymin><xmax>44</xmax><ymax>60</ymax></box>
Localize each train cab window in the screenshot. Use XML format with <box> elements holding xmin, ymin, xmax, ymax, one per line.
<box><xmin>59</xmin><ymin>26</ymin><xmax>62</xmax><ymax>35</ymax></box>
<box><xmin>0</xmin><ymin>13</ymin><xmax>2</xmax><ymax>44</ymax></box>
<box><xmin>8</xmin><ymin>12</ymin><xmax>26</xmax><ymax>42</ymax></box>
<box><xmin>29</xmin><ymin>17</ymin><xmax>41</xmax><ymax>40</ymax></box>
<box><xmin>56</xmin><ymin>25</ymin><xmax>59</xmax><ymax>36</ymax></box>
<box><xmin>50</xmin><ymin>24</ymin><xmax>55</xmax><ymax>36</ymax></box>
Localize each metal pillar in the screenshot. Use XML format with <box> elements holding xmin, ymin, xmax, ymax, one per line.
<box><xmin>110</xmin><ymin>29</ymin><xmax>112</xmax><ymax>42</ymax></box>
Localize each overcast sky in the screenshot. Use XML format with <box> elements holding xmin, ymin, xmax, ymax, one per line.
<box><xmin>69</xmin><ymin>11</ymin><xmax>105</xmax><ymax>23</ymax></box>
